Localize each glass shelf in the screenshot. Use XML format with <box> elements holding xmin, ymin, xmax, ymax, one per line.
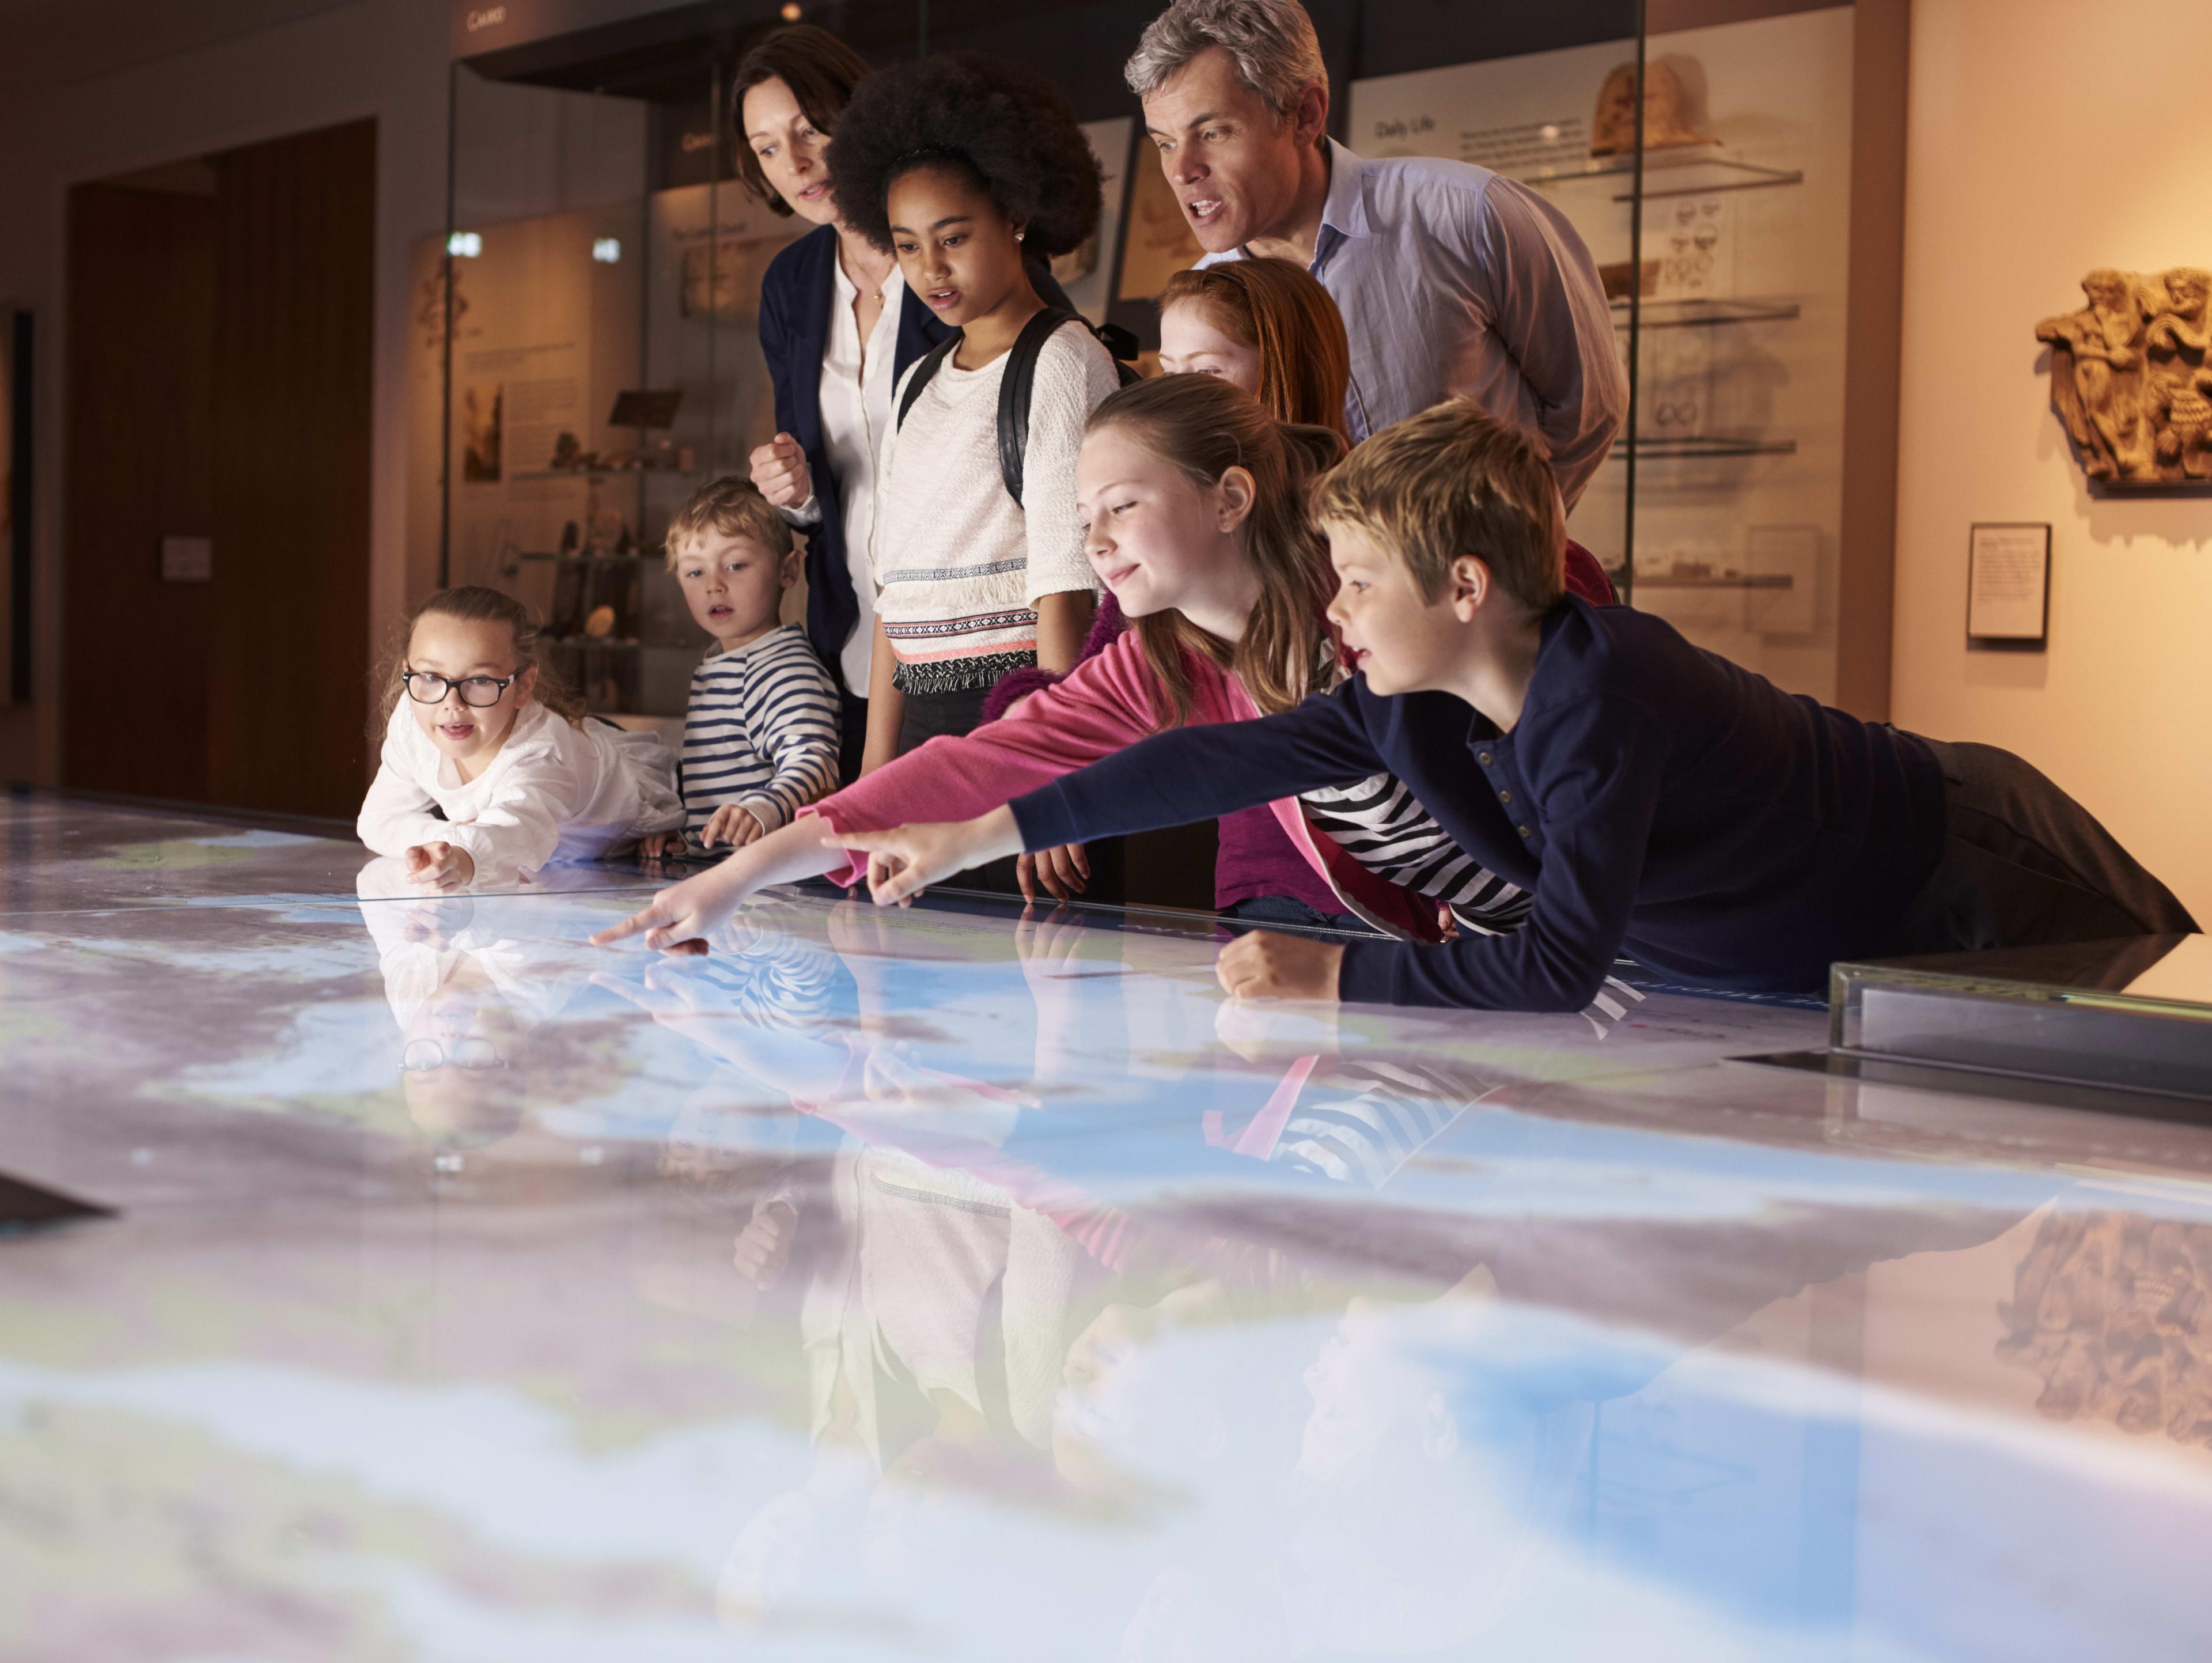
<box><xmin>506</xmin><ymin>468</ymin><xmax>699</xmax><ymax>483</ymax></box>
<box><xmin>514</xmin><ymin>552</ymin><xmax>654</xmax><ymax>565</ymax></box>
<box><xmin>546</xmin><ymin>638</ymin><xmax>702</xmax><ymax>653</ymax></box>
<box><xmin>1612</xmin><ymin>297</ymin><xmax>1802</xmax><ymax>330</ymax></box>
<box><xmin>1523</xmin><ymin>146</ymin><xmax>1804</xmax><ymax>201</ymax></box>
<box><xmin>1635</xmin><ymin>572</ymin><xmax>1795</xmax><ymax>590</ymax></box>
<box><xmin>1613</xmin><ymin>437</ymin><xmax>1800</xmax><ymax>460</ymax></box>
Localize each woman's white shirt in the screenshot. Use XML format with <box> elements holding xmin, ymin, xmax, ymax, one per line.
<box><xmin>789</xmin><ymin>257</ymin><xmax>904</xmax><ymax>698</ymax></box>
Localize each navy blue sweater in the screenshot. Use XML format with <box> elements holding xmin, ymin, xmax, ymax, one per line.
<box><xmin>1011</xmin><ymin>597</ymin><xmax>1949</xmax><ymax>1010</ymax></box>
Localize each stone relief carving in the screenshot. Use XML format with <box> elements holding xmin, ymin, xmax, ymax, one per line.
<box><xmin>2037</xmin><ymin>266</ymin><xmax>2212</xmax><ymax>484</ymax></box>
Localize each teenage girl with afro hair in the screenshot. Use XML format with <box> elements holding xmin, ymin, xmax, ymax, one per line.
<box><xmin>823</xmin><ymin>54</ymin><xmax>1121</xmax><ymax>889</ymax></box>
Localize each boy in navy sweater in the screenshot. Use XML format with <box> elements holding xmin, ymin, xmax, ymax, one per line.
<box><xmin>843</xmin><ymin>401</ymin><xmax>2194</xmax><ymax>1009</ymax></box>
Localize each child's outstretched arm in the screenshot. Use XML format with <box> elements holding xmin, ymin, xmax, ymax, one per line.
<box><xmin>837</xmin><ymin>690</ymin><xmax>1387</xmax><ymax>907</ymax></box>
<box><xmin>589</xmin><ymin>816</ymin><xmax>847</xmax><ymax>953</ymax></box>
<box><xmin>837</xmin><ymin>806</ymin><xmax>1027</xmax><ymax>906</ymax></box>
<box><xmin>430</xmin><ymin>752</ymin><xmax>580</xmax><ymax>888</ymax></box>
<box><xmin>725</xmin><ymin>642</ymin><xmax>842</xmax><ymax>838</ymax></box>
<box><xmin>358</xmin><ymin>755</ymin><xmax>454</xmax><ymax>858</ymax></box>
<box><xmin>1009</xmin><ymin>687</ymin><xmax>1386</xmax><ymax>851</ymax></box>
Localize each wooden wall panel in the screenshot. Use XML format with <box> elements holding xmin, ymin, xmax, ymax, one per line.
<box><xmin>62</xmin><ymin>184</ymin><xmax>217</xmax><ymax>800</ymax></box>
<box><xmin>206</xmin><ymin>118</ymin><xmax>376</xmax><ymax>817</ymax></box>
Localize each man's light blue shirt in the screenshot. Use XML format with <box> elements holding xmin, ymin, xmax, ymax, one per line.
<box><xmin>1200</xmin><ymin>139</ymin><xmax>1627</xmax><ymax>507</ymax></box>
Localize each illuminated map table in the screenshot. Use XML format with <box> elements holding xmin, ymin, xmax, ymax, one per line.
<box><xmin>2</xmin><ymin>790</ymin><xmax>2210</xmax><ymax>1660</ymax></box>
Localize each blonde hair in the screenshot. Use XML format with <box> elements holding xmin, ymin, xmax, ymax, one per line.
<box><xmin>1158</xmin><ymin>257</ymin><xmax>1349</xmax><ymax>438</ymax></box>
<box><xmin>664</xmin><ymin>475</ymin><xmax>795</xmax><ymax>570</ymax></box>
<box><xmin>1312</xmin><ymin>400</ymin><xmax>1566</xmax><ymax>613</ymax></box>
<box><xmin>1086</xmin><ymin>374</ymin><xmax>1344</xmax><ymax>728</ymax></box>
<box><xmin>372</xmin><ymin>586</ymin><xmax>584</xmax><ymax>743</ymax></box>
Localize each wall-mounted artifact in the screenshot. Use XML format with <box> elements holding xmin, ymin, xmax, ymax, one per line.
<box><xmin>2037</xmin><ymin>266</ymin><xmax>2212</xmax><ymax>484</ymax></box>
<box><xmin>1116</xmin><ymin>153</ymin><xmax>1207</xmax><ymax>303</ymax></box>
<box><xmin>1590</xmin><ymin>60</ymin><xmax>1716</xmax><ymax>158</ymax></box>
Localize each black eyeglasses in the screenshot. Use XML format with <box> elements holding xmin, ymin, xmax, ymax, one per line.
<box><xmin>400</xmin><ymin>1037</ymin><xmax>507</xmax><ymax>1073</ymax></box>
<box><xmin>402</xmin><ymin>669</ymin><xmax>519</xmax><ymax>708</ymax></box>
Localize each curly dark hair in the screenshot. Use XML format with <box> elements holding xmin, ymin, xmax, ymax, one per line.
<box><xmin>825</xmin><ymin>52</ymin><xmax>1101</xmax><ymax>258</ymax></box>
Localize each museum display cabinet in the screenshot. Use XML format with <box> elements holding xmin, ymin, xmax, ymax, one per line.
<box><xmin>1349</xmin><ymin>2</ymin><xmax>1861</xmax><ymax>703</ymax></box>
<box><xmin>419</xmin><ymin>0</ymin><xmax>1868</xmax><ymax>723</ymax></box>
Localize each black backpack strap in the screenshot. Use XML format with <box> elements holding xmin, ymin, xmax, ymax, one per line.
<box><xmin>995</xmin><ymin>307</ymin><xmax>1084</xmax><ymax>505</ymax></box>
<box><xmin>896</xmin><ymin>331</ymin><xmax>962</xmax><ymax>429</ymax></box>
<box><xmin>1097</xmin><ymin>321</ymin><xmax>1144</xmax><ymax>387</ymax></box>
<box><xmin>994</xmin><ymin>309</ymin><xmax>1143</xmax><ymax>502</ymax></box>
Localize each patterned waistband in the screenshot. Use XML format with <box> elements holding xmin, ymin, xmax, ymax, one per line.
<box><xmin>891</xmin><ymin>650</ymin><xmax>1037</xmax><ymax>696</ymax></box>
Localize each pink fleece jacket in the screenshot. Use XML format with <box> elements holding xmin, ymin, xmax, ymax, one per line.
<box><xmin>800</xmin><ymin>543</ymin><xmax>1617</xmax><ymax>940</ymax></box>
<box><xmin>800</xmin><ymin>634</ymin><xmax>1452</xmax><ymax>941</ymax></box>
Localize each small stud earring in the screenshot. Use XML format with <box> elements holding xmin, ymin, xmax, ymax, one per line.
<box><xmin>1015</xmin><ymin>230</ymin><xmax>1025</xmax><ymax>242</ymax></box>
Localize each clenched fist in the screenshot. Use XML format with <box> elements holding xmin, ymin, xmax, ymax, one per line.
<box><xmin>1215</xmin><ymin>929</ymin><xmax>1343</xmax><ymax>1002</ymax></box>
<box><xmin>748</xmin><ymin>432</ymin><xmax>812</xmax><ymax>510</ymax></box>
<box><xmin>404</xmin><ymin>840</ymin><xmax>475</xmax><ymax>891</ymax></box>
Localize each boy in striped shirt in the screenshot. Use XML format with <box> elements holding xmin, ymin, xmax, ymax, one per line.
<box><xmin>649</xmin><ymin>479</ymin><xmax>840</xmax><ymax>858</ymax></box>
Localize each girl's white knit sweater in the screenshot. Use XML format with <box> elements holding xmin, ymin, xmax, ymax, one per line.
<box><xmin>870</xmin><ymin>322</ymin><xmax>1118</xmax><ymax>695</ymax></box>
<box><xmin>357</xmin><ymin>700</ymin><xmax>683</xmax><ymax>886</ymax></box>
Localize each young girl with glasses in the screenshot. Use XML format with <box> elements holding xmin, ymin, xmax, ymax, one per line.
<box><xmin>358</xmin><ymin>587</ymin><xmax>683</xmax><ymax>890</ymax></box>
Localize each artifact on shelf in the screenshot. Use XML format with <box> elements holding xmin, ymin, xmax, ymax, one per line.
<box><xmin>583</xmin><ymin>604</ymin><xmax>618</xmax><ymax>640</ymax></box>
<box><xmin>1052</xmin><ymin>230</ymin><xmax>1100</xmax><ymax>286</ymax></box>
<box><xmin>1600</xmin><ymin>259</ymin><xmax>1660</xmax><ymax>301</ymax></box>
<box><xmin>1590</xmin><ymin>60</ymin><xmax>1716</xmax><ymax>158</ymax></box>
<box><xmin>550</xmin><ymin>431</ymin><xmax>583</xmax><ymax>471</ymax></box>
<box><xmin>1653</xmin><ymin>194</ymin><xmax>1734</xmax><ymax>301</ymax></box>
<box><xmin>550</xmin><ymin>549</ymin><xmax>588</xmax><ymax>637</ymax></box>
<box><xmin>2036</xmin><ymin>266</ymin><xmax>2212</xmax><ymax>484</ymax></box>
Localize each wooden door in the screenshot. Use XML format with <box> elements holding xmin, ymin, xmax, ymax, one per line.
<box><xmin>62</xmin><ymin>182</ymin><xmax>217</xmax><ymax>799</ymax></box>
<box><xmin>205</xmin><ymin>118</ymin><xmax>377</xmax><ymax>817</ymax></box>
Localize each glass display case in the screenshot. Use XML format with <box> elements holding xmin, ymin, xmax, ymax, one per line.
<box><xmin>417</xmin><ymin>0</ymin><xmax>1868</xmax><ymax>723</ymax></box>
<box><xmin>1349</xmin><ymin>2</ymin><xmax>1859</xmax><ymax>703</ymax></box>
<box><xmin>1819</xmin><ymin>935</ymin><xmax>2212</xmax><ymax>1107</ymax></box>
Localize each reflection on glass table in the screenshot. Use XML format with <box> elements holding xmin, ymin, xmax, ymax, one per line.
<box><xmin>7</xmin><ymin>794</ymin><xmax>2212</xmax><ymax>1659</ymax></box>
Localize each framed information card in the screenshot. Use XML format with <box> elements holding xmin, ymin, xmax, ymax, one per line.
<box><xmin>1966</xmin><ymin>522</ymin><xmax>2051</xmax><ymax>649</ymax></box>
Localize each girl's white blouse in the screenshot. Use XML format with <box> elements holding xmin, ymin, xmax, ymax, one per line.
<box><xmin>357</xmin><ymin>700</ymin><xmax>682</xmax><ymax>886</ymax></box>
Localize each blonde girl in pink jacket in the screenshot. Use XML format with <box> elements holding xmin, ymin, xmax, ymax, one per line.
<box><xmin>593</xmin><ymin>374</ymin><xmax>1609</xmax><ymax>957</ymax></box>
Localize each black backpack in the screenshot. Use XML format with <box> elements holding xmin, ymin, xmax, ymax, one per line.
<box><xmin>895</xmin><ymin>308</ymin><xmax>1141</xmax><ymax>505</ymax></box>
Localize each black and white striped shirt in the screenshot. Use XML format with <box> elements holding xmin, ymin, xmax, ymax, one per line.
<box><xmin>1271</xmin><ymin>1056</ymin><xmax>1479</xmax><ymax>1189</ymax></box>
<box><xmin>1300</xmin><ymin>772</ymin><xmax>1534</xmax><ymax>933</ymax></box>
<box><xmin>1298</xmin><ymin>773</ymin><xmax>1643</xmax><ymax>1032</ymax></box>
<box><xmin>680</xmin><ymin>626</ymin><xmax>840</xmax><ymax>842</ymax></box>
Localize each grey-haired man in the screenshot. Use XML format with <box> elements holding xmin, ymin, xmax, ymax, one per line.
<box><xmin>1131</xmin><ymin>0</ymin><xmax>1627</xmax><ymax>507</ymax></box>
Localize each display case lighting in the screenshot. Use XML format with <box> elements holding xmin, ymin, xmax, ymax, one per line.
<box><xmin>592</xmin><ymin>237</ymin><xmax>622</xmax><ymax>264</ymax></box>
<box><xmin>446</xmin><ymin>231</ymin><xmax>482</xmax><ymax>258</ymax></box>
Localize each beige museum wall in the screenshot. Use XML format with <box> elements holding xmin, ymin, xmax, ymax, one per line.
<box><xmin>1891</xmin><ymin>0</ymin><xmax>2212</xmax><ymax>924</ymax></box>
<box><xmin>0</xmin><ymin>0</ymin><xmax>452</xmax><ymax>788</ymax></box>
